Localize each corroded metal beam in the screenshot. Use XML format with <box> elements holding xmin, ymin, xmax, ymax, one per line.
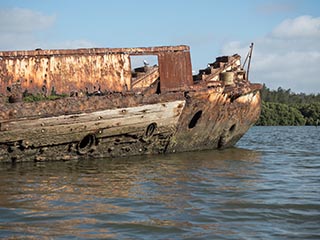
<box><xmin>0</xmin><ymin>45</ymin><xmax>190</xmax><ymax>58</ymax></box>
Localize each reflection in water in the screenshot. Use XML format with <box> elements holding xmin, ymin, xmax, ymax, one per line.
<box><xmin>0</xmin><ymin>148</ymin><xmax>261</xmax><ymax>239</ymax></box>
<box><xmin>1</xmin><ymin>128</ymin><xmax>319</xmax><ymax>240</ymax></box>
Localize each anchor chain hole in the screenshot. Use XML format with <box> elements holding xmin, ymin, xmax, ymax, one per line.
<box><xmin>188</xmin><ymin>110</ymin><xmax>203</xmax><ymax>129</ymax></box>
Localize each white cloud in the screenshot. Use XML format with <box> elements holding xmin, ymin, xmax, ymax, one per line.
<box><xmin>0</xmin><ymin>8</ymin><xmax>55</xmax><ymax>50</ymax></box>
<box><xmin>272</xmin><ymin>15</ymin><xmax>320</xmax><ymax>38</ymax></box>
<box><xmin>221</xmin><ymin>15</ymin><xmax>320</xmax><ymax>94</ymax></box>
<box><xmin>0</xmin><ymin>8</ymin><xmax>96</xmax><ymax>51</ymax></box>
<box><xmin>0</xmin><ymin>8</ymin><xmax>55</xmax><ymax>33</ymax></box>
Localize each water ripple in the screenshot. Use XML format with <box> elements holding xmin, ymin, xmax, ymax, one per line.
<box><xmin>0</xmin><ymin>126</ymin><xmax>320</xmax><ymax>239</ymax></box>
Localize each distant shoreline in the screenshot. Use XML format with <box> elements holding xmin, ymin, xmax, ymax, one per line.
<box><xmin>256</xmin><ymin>85</ymin><xmax>320</xmax><ymax>126</ymax></box>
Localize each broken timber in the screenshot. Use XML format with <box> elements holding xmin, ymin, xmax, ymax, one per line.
<box><xmin>0</xmin><ymin>45</ymin><xmax>262</xmax><ymax>162</ymax></box>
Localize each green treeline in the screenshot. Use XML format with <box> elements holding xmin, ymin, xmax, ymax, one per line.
<box><xmin>256</xmin><ymin>85</ymin><xmax>320</xmax><ymax>126</ymax></box>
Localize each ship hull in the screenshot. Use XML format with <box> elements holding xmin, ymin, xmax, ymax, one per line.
<box><xmin>0</xmin><ymin>88</ymin><xmax>260</xmax><ymax>162</ymax></box>
<box><xmin>0</xmin><ymin>44</ymin><xmax>261</xmax><ymax>162</ymax></box>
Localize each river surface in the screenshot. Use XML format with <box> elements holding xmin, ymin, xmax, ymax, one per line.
<box><xmin>0</xmin><ymin>126</ymin><xmax>319</xmax><ymax>239</ymax></box>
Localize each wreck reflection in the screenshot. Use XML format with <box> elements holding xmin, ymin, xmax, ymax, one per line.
<box><xmin>0</xmin><ymin>148</ymin><xmax>261</xmax><ymax>238</ymax></box>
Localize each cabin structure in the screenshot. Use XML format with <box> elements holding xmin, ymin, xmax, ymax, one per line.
<box><xmin>0</xmin><ymin>45</ymin><xmax>194</xmax><ymax>100</ymax></box>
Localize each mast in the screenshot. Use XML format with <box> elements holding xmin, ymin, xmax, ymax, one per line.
<box><xmin>242</xmin><ymin>43</ymin><xmax>254</xmax><ymax>80</ymax></box>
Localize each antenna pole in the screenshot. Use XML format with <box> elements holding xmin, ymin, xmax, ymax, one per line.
<box><xmin>246</xmin><ymin>43</ymin><xmax>254</xmax><ymax>81</ymax></box>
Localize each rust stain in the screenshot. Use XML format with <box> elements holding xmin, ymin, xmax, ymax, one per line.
<box><xmin>0</xmin><ymin>53</ymin><xmax>131</xmax><ymax>95</ymax></box>
<box><xmin>158</xmin><ymin>51</ymin><xmax>193</xmax><ymax>92</ymax></box>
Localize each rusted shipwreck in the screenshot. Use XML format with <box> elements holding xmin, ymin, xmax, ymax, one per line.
<box><xmin>0</xmin><ymin>45</ymin><xmax>261</xmax><ymax>162</ymax></box>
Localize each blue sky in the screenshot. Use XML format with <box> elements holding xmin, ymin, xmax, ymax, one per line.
<box><xmin>1</xmin><ymin>0</ymin><xmax>320</xmax><ymax>93</ymax></box>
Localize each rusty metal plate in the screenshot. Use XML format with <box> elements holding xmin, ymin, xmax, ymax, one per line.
<box><xmin>0</xmin><ymin>52</ymin><xmax>131</xmax><ymax>95</ymax></box>
<box><xmin>158</xmin><ymin>51</ymin><xmax>193</xmax><ymax>92</ymax></box>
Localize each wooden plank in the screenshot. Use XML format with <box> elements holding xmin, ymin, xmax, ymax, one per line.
<box><xmin>0</xmin><ymin>100</ymin><xmax>185</xmax><ymax>147</ymax></box>
<box><xmin>1</xmin><ymin>100</ymin><xmax>184</xmax><ymax>130</ymax></box>
<box><xmin>132</xmin><ymin>68</ymin><xmax>159</xmax><ymax>89</ymax></box>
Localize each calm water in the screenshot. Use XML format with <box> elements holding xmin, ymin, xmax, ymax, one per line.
<box><xmin>0</xmin><ymin>126</ymin><xmax>319</xmax><ymax>239</ymax></box>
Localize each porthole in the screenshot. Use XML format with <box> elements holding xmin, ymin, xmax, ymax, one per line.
<box><xmin>142</xmin><ymin>122</ymin><xmax>157</xmax><ymax>142</ymax></box>
<box><xmin>77</xmin><ymin>134</ymin><xmax>96</xmax><ymax>155</ymax></box>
